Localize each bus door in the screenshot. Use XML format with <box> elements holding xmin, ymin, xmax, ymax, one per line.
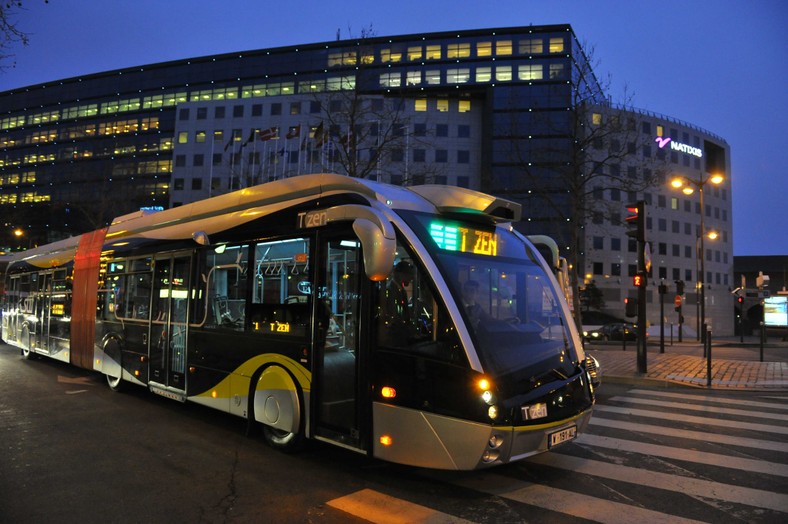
<box><xmin>313</xmin><ymin>233</ymin><xmax>365</xmax><ymax>450</ymax></box>
<box><xmin>149</xmin><ymin>254</ymin><xmax>191</xmax><ymax>392</ymax></box>
<box><xmin>33</xmin><ymin>271</ymin><xmax>50</xmax><ymax>352</ymax></box>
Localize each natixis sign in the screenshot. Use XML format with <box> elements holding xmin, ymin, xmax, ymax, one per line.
<box><xmin>654</xmin><ymin>136</ymin><xmax>703</xmax><ymax>158</ymax></box>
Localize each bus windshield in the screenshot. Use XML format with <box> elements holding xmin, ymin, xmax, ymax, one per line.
<box><xmin>405</xmin><ymin>213</ymin><xmax>579</xmax><ymax>385</ymax></box>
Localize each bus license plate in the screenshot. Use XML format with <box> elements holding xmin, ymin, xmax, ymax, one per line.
<box><xmin>548</xmin><ymin>425</ymin><xmax>577</xmax><ymax>448</ymax></box>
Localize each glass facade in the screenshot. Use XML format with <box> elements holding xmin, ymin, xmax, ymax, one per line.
<box><xmin>0</xmin><ymin>25</ymin><xmax>732</xmax><ymax>333</ymax></box>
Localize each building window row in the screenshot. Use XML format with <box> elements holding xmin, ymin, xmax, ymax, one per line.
<box><xmin>331</xmin><ymin>36</ymin><xmax>566</xmax><ymax>68</ymax></box>
<box><xmin>382</xmin><ymin>62</ymin><xmax>566</xmax><ymax>87</ymax></box>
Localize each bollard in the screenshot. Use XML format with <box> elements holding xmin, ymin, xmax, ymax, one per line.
<box><xmin>706</xmin><ymin>326</ymin><xmax>712</xmax><ymax>387</ymax></box>
<box><xmin>760</xmin><ymin>321</ymin><xmax>765</xmax><ymax>363</ymax></box>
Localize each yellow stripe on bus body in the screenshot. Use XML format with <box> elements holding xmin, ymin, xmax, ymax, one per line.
<box><xmin>193</xmin><ymin>353</ymin><xmax>312</xmax><ymax>400</ymax></box>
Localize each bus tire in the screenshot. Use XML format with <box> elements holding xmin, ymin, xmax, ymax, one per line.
<box><xmin>252</xmin><ymin>366</ymin><xmax>304</xmax><ymax>453</ymax></box>
<box><xmin>20</xmin><ymin>326</ymin><xmax>34</xmax><ymax>360</ymax></box>
<box><xmin>106</xmin><ymin>370</ymin><xmax>124</xmax><ymax>392</ymax></box>
<box><xmin>104</xmin><ymin>339</ymin><xmax>124</xmax><ymax>392</ymax></box>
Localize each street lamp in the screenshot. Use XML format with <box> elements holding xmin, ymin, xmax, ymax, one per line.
<box><xmin>670</xmin><ymin>173</ymin><xmax>724</xmax><ymax>342</ymax></box>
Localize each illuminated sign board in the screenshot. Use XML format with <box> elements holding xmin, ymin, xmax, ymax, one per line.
<box><xmin>655</xmin><ymin>136</ymin><xmax>703</xmax><ymax>158</ymax></box>
<box><xmin>764</xmin><ymin>296</ymin><xmax>788</xmax><ymax>327</ymax></box>
<box><xmin>429</xmin><ymin>222</ymin><xmax>498</xmax><ymax>256</ymax></box>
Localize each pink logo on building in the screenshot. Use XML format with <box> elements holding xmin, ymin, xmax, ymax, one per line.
<box><xmin>655</xmin><ymin>137</ymin><xmax>671</xmax><ymax>148</ymax></box>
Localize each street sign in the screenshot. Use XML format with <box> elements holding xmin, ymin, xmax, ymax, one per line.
<box><xmin>674</xmin><ymin>295</ymin><xmax>682</xmax><ymax>308</ymax></box>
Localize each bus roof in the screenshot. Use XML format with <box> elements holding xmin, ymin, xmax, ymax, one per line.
<box><xmin>5</xmin><ymin>174</ymin><xmax>521</xmax><ymax>270</ymax></box>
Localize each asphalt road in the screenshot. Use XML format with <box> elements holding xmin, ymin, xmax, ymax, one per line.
<box><xmin>2</xmin><ymin>343</ymin><xmax>786</xmax><ymax>523</ymax></box>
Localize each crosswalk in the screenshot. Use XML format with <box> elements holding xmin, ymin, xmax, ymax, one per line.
<box><xmin>329</xmin><ymin>388</ymin><xmax>788</xmax><ymax>523</ymax></box>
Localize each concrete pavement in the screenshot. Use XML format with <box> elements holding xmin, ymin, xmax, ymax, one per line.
<box><xmin>586</xmin><ymin>335</ymin><xmax>788</xmax><ymax>391</ymax></box>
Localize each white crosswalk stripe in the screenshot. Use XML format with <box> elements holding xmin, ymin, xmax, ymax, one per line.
<box><xmin>329</xmin><ymin>388</ymin><xmax>788</xmax><ymax>523</ymax></box>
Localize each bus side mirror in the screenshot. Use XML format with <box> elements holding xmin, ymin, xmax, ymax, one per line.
<box><xmin>353</xmin><ymin>218</ymin><xmax>395</xmax><ymax>281</ymax></box>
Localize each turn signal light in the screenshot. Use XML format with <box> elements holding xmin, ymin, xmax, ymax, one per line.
<box><xmin>381</xmin><ymin>386</ymin><xmax>397</xmax><ymax>398</ymax></box>
<box><xmin>379</xmin><ymin>435</ymin><xmax>393</xmax><ymax>446</ymax></box>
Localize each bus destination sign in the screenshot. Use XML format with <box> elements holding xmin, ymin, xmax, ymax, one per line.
<box><xmin>429</xmin><ymin>221</ymin><xmax>497</xmax><ymax>256</ymax></box>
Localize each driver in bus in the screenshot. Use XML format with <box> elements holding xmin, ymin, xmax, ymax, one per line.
<box><xmin>462</xmin><ymin>279</ymin><xmax>489</xmax><ymax>328</ymax></box>
<box><xmin>378</xmin><ymin>260</ymin><xmax>415</xmax><ymax>346</ymax></box>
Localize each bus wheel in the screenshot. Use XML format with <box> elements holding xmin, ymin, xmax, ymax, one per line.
<box><xmin>106</xmin><ymin>370</ymin><xmax>124</xmax><ymax>392</ymax></box>
<box><xmin>253</xmin><ymin>366</ymin><xmax>304</xmax><ymax>453</ymax></box>
<box><xmin>21</xmin><ymin>327</ymin><xmax>34</xmax><ymax>360</ymax></box>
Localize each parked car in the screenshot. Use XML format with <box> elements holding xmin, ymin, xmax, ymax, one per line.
<box><xmin>586</xmin><ymin>322</ymin><xmax>640</xmax><ymax>342</ymax></box>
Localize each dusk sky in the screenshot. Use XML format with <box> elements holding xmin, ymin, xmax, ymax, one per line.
<box><xmin>2</xmin><ymin>0</ymin><xmax>786</xmax><ymax>256</ymax></box>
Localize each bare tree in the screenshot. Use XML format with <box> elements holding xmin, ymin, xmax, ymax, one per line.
<box><xmin>308</xmin><ymin>27</ymin><xmax>443</xmax><ymax>184</ymax></box>
<box><xmin>496</xmin><ymin>43</ymin><xmax>668</xmax><ymax>326</ymax></box>
<box><xmin>1</xmin><ymin>1</ymin><xmax>47</xmax><ymax>72</ymax></box>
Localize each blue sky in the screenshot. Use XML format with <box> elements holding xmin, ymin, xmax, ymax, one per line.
<box><xmin>2</xmin><ymin>0</ymin><xmax>786</xmax><ymax>256</ymax></box>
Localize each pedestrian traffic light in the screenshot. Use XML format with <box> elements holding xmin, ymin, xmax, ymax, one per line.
<box><xmin>625</xmin><ymin>201</ymin><xmax>646</xmax><ymax>243</ymax></box>
<box><xmin>625</xmin><ymin>297</ymin><xmax>638</xmax><ymax>317</ymax></box>
<box><xmin>737</xmin><ymin>296</ymin><xmax>744</xmax><ymax>306</ymax></box>
<box><xmin>633</xmin><ymin>273</ymin><xmax>645</xmax><ymax>287</ymax></box>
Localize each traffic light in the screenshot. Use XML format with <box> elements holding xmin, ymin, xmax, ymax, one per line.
<box><xmin>633</xmin><ymin>273</ymin><xmax>645</xmax><ymax>287</ymax></box>
<box><xmin>737</xmin><ymin>296</ymin><xmax>744</xmax><ymax>307</ymax></box>
<box><xmin>625</xmin><ymin>297</ymin><xmax>638</xmax><ymax>317</ymax></box>
<box><xmin>675</xmin><ymin>280</ymin><xmax>685</xmax><ymax>295</ymax></box>
<box><xmin>625</xmin><ymin>201</ymin><xmax>646</xmax><ymax>243</ymax></box>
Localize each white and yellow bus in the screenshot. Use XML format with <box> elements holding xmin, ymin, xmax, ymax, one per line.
<box><xmin>1</xmin><ymin>173</ymin><xmax>599</xmax><ymax>470</ymax></box>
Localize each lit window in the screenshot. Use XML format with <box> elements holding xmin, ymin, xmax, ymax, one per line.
<box><xmin>381</xmin><ymin>48</ymin><xmax>402</xmax><ymax>62</ymax></box>
<box><xmin>437</xmin><ymin>99</ymin><xmax>449</xmax><ymax>112</ymax></box>
<box><xmin>447</xmin><ymin>68</ymin><xmax>470</xmax><ymax>83</ymax></box>
<box><xmin>549</xmin><ymin>37</ymin><xmax>564</xmax><ymax>53</ymax></box>
<box><xmin>518</xmin><ymin>64</ymin><xmax>543</xmax><ymax>80</ymax></box>
<box><xmin>656</xmin><ymin>125</ymin><xmax>664</xmax><ymax>137</ymax></box>
<box><xmin>592</xmin><ymin>113</ymin><xmax>602</xmax><ymax>125</ymax></box>
<box><xmin>408</xmin><ymin>46</ymin><xmax>422</xmax><ymax>60</ymax></box>
<box><xmin>425</xmin><ymin>45</ymin><xmax>441</xmax><ymax>60</ymax></box>
<box><xmin>177</xmin><ymin>132</ymin><xmax>188</xmax><ymax>144</ymax></box>
<box><xmin>361</xmin><ymin>53</ymin><xmax>374</xmax><ymax>65</ymax></box>
<box><xmin>458</xmin><ymin>100</ymin><xmax>471</xmax><ymax>113</ymax></box>
<box><xmin>379</xmin><ymin>73</ymin><xmax>401</xmax><ymax>88</ymax></box>
<box><xmin>496</xmin><ymin>40</ymin><xmax>512</xmax><ymax>55</ymax></box>
<box><xmin>495</xmin><ymin>66</ymin><xmax>512</xmax><ymax>82</ymax></box>
<box><xmin>477</xmin><ymin>42</ymin><xmax>492</xmax><ymax>56</ymax></box>
<box><xmin>446</xmin><ymin>43</ymin><xmax>470</xmax><ymax>58</ymax></box>
<box><xmin>406</xmin><ymin>71</ymin><xmax>421</xmax><ymax>85</ymax></box>
<box><xmin>414</xmin><ymin>99</ymin><xmax>427</xmax><ymax>112</ymax></box>
<box><xmin>476</xmin><ymin>67</ymin><xmax>492</xmax><ymax>82</ymax></box>
<box><xmin>195</xmin><ymin>131</ymin><xmax>206</xmax><ymax>143</ymax></box>
<box><xmin>213</xmin><ymin>130</ymin><xmax>223</xmax><ymax>142</ymax></box>
<box><xmin>519</xmin><ymin>39</ymin><xmax>543</xmax><ymax>54</ymax></box>
<box><xmin>425</xmin><ymin>70</ymin><xmax>441</xmax><ymax>85</ymax></box>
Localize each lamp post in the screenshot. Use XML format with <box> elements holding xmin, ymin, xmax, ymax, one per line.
<box><xmin>670</xmin><ymin>173</ymin><xmax>724</xmax><ymax>343</ymax></box>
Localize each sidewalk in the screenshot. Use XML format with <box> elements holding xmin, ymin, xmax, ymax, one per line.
<box><xmin>586</xmin><ymin>336</ymin><xmax>788</xmax><ymax>391</ymax></box>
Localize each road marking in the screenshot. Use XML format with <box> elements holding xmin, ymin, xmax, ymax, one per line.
<box><xmin>65</xmin><ymin>390</ymin><xmax>88</xmax><ymax>395</ymax></box>
<box><xmin>450</xmin><ymin>473</ymin><xmax>705</xmax><ymax>524</ymax></box>
<box><xmin>327</xmin><ymin>488</ymin><xmax>473</xmax><ymax>524</ymax></box>
<box><xmin>57</xmin><ymin>375</ymin><xmax>94</xmax><ymax>386</ymax></box>
<box><xmin>577</xmin><ymin>433</ymin><xmax>788</xmax><ymax>477</ymax></box>
<box><xmin>609</xmin><ymin>396</ymin><xmax>788</xmax><ymax>422</ymax></box>
<box><xmin>589</xmin><ymin>416</ymin><xmax>788</xmax><ymax>453</ymax></box>
<box><xmin>628</xmin><ymin>389</ymin><xmax>788</xmax><ymax>411</ymax></box>
<box><xmin>594</xmin><ymin>405</ymin><xmax>788</xmax><ymax>435</ymax></box>
<box><xmin>526</xmin><ymin>453</ymin><xmax>788</xmax><ymax>513</ymax></box>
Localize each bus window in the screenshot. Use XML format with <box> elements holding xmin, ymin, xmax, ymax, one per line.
<box><xmin>202</xmin><ymin>244</ymin><xmax>249</xmax><ymax>330</ymax></box>
<box><xmin>376</xmin><ymin>241</ymin><xmax>464</xmax><ymax>364</ymax></box>
<box><xmin>250</xmin><ymin>238</ymin><xmax>311</xmax><ymax>337</ymax></box>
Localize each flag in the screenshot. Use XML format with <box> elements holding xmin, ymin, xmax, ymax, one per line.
<box><xmin>313</xmin><ymin>121</ymin><xmax>326</xmax><ymax>147</ymax></box>
<box><xmin>339</xmin><ymin>130</ymin><xmax>354</xmax><ymax>147</ymax></box>
<box><xmin>223</xmin><ymin>138</ymin><xmax>233</xmax><ymax>151</ymax></box>
<box><xmin>286</xmin><ymin>125</ymin><xmax>300</xmax><ymax>139</ymax></box>
<box><xmin>243</xmin><ymin>129</ymin><xmax>255</xmax><ymax>146</ymax></box>
<box><xmin>258</xmin><ymin>127</ymin><xmax>278</xmax><ymax>141</ymax></box>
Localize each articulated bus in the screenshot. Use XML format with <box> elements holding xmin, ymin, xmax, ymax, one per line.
<box><xmin>1</xmin><ymin>174</ymin><xmax>599</xmax><ymax>470</ymax></box>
